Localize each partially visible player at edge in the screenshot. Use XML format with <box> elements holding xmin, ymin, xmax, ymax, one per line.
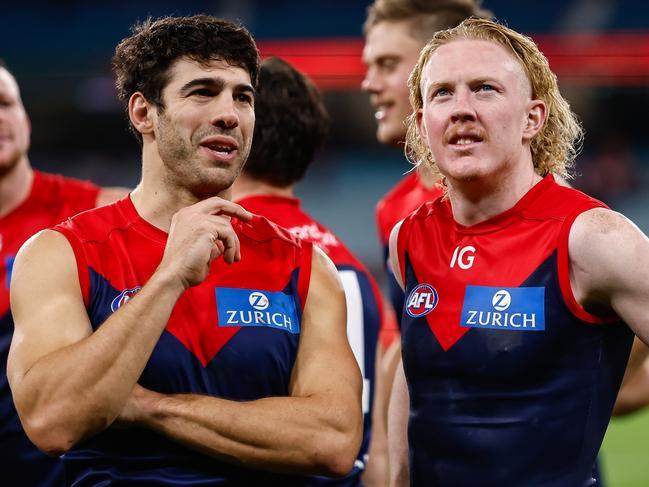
<box><xmin>8</xmin><ymin>16</ymin><xmax>362</xmax><ymax>485</ymax></box>
<box><xmin>232</xmin><ymin>57</ymin><xmax>386</xmax><ymax>486</ymax></box>
<box><xmin>0</xmin><ymin>60</ymin><xmax>128</xmax><ymax>487</ymax></box>
<box><xmin>388</xmin><ymin>18</ymin><xmax>649</xmax><ymax>486</ymax></box>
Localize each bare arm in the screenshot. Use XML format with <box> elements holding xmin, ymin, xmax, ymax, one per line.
<box><xmin>116</xmin><ymin>247</ymin><xmax>363</xmax><ymax>476</ymax></box>
<box><xmin>388</xmin><ymin>359</ymin><xmax>409</xmax><ymax>487</ymax></box>
<box><xmin>569</xmin><ymin>208</ymin><xmax>649</xmax><ymax>344</ymax></box>
<box><xmin>7</xmin><ymin>197</ymin><xmax>250</xmax><ymax>455</ymax></box>
<box><xmin>363</xmin><ymin>341</ymin><xmax>389</xmax><ymax>486</ymax></box>
<box><xmin>613</xmin><ymin>338</ymin><xmax>649</xmax><ymax>416</ymax></box>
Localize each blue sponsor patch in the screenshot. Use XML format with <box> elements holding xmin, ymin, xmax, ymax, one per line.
<box><xmin>216</xmin><ymin>288</ymin><xmax>300</xmax><ymax>334</ymax></box>
<box><xmin>406</xmin><ymin>283</ymin><xmax>439</xmax><ymax>318</ymax></box>
<box><xmin>460</xmin><ymin>285</ymin><xmax>545</xmax><ymax>331</ymax></box>
<box><xmin>111</xmin><ymin>287</ymin><xmax>142</xmax><ymax>312</ymax></box>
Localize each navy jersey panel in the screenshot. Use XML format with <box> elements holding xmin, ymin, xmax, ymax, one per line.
<box><xmin>397</xmin><ymin>176</ymin><xmax>634</xmax><ymax>487</ymax></box>
<box><xmin>54</xmin><ymin>196</ymin><xmax>318</xmax><ymax>486</ymax></box>
<box><xmin>402</xmin><ymin>252</ymin><xmax>632</xmax><ymax>487</ymax></box>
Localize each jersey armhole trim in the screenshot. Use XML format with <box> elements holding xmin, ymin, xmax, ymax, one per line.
<box><xmin>52</xmin><ymin>225</ymin><xmax>91</xmax><ymax>308</ymax></box>
<box><xmin>556</xmin><ymin>205</ymin><xmax>619</xmax><ymax>325</ymax></box>
<box><xmin>395</xmin><ymin>218</ymin><xmax>410</xmax><ymax>286</ymax></box>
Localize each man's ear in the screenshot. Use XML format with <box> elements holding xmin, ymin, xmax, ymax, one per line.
<box><xmin>128</xmin><ymin>92</ymin><xmax>155</xmax><ymax>137</ymax></box>
<box><xmin>522</xmin><ymin>99</ymin><xmax>546</xmax><ymax>142</ymax></box>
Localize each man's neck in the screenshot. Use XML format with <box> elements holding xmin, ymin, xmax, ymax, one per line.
<box><xmin>416</xmin><ymin>164</ymin><xmax>441</xmax><ymax>189</ymax></box>
<box><xmin>0</xmin><ymin>157</ymin><xmax>33</xmax><ymax>218</ymax></box>
<box><xmin>231</xmin><ymin>174</ymin><xmax>295</xmax><ymax>202</ymax></box>
<box><xmin>446</xmin><ymin>163</ymin><xmax>542</xmax><ymax>227</ymax></box>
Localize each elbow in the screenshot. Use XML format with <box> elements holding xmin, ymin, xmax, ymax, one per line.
<box><xmin>314</xmin><ymin>421</ymin><xmax>363</xmax><ymax>477</ymax></box>
<box><xmin>22</xmin><ymin>412</ymin><xmax>79</xmax><ymax>456</ymax></box>
<box><xmin>20</xmin><ymin>400</ymin><xmax>112</xmax><ymax>456</ymax></box>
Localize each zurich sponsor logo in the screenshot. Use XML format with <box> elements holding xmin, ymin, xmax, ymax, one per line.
<box><xmin>460</xmin><ymin>285</ymin><xmax>545</xmax><ymax>331</ymax></box>
<box><xmin>406</xmin><ymin>283</ymin><xmax>439</xmax><ymax>318</ymax></box>
<box><xmin>216</xmin><ymin>288</ymin><xmax>300</xmax><ymax>334</ymax></box>
<box><xmin>249</xmin><ymin>291</ymin><xmax>269</xmax><ymax>310</ymax></box>
<box><xmin>110</xmin><ymin>286</ymin><xmax>142</xmax><ymax>312</ymax></box>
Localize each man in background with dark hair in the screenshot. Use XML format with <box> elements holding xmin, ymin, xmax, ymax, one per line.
<box><xmin>8</xmin><ymin>16</ymin><xmax>362</xmax><ymax>486</ymax></box>
<box><xmin>0</xmin><ymin>60</ymin><xmax>128</xmax><ymax>487</ymax></box>
<box><xmin>232</xmin><ymin>57</ymin><xmax>387</xmax><ymax>486</ymax></box>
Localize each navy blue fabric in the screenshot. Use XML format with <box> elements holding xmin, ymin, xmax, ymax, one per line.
<box><xmin>401</xmin><ymin>251</ymin><xmax>633</xmax><ymax>487</ymax></box>
<box><xmin>64</xmin><ymin>267</ymin><xmax>350</xmax><ymax>486</ymax></box>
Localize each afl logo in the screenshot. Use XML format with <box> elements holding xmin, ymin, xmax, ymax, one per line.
<box><xmin>111</xmin><ymin>287</ymin><xmax>142</xmax><ymax>312</ymax></box>
<box><xmin>249</xmin><ymin>291</ymin><xmax>270</xmax><ymax>310</ymax></box>
<box><xmin>406</xmin><ymin>284</ymin><xmax>439</xmax><ymax>318</ymax></box>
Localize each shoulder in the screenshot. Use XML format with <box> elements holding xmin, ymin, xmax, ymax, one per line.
<box><xmin>35</xmin><ymin>171</ymin><xmax>100</xmax><ymax>204</ymax></box>
<box><xmin>569</xmin><ymin>207</ymin><xmax>635</xmax><ymax>260</ymax></box>
<box><xmin>569</xmin><ymin>208</ymin><xmax>648</xmax><ymax>306</ymax></box>
<box><xmin>55</xmin><ymin>197</ymin><xmax>131</xmax><ymax>244</ymax></box>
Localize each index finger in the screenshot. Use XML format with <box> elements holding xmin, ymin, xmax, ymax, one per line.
<box><xmin>193</xmin><ymin>197</ymin><xmax>253</xmax><ymax>222</ymax></box>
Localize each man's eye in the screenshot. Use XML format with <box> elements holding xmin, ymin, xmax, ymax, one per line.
<box><xmin>236</xmin><ymin>94</ymin><xmax>253</xmax><ymax>104</ymax></box>
<box><xmin>191</xmin><ymin>89</ymin><xmax>213</xmax><ymax>97</ymax></box>
<box><xmin>433</xmin><ymin>88</ymin><xmax>450</xmax><ymax>98</ymax></box>
<box><xmin>479</xmin><ymin>84</ymin><xmax>494</xmax><ymax>92</ymax></box>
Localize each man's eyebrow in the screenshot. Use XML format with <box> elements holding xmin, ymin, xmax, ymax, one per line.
<box><xmin>235</xmin><ymin>84</ymin><xmax>256</xmax><ymax>97</ymax></box>
<box><xmin>179</xmin><ymin>78</ymin><xmax>255</xmax><ymax>97</ymax></box>
<box><xmin>179</xmin><ymin>77</ymin><xmax>224</xmax><ymax>94</ymax></box>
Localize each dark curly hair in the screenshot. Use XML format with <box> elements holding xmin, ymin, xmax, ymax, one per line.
<box><xmin>243</xmin><ymin>57</ymin><xmax>329</xmax><ymax>187</ymax></box>
<box><xmin>113</xmin><ymin>15</ymin><xmax>259</xmax><ymax>143</ymax></box>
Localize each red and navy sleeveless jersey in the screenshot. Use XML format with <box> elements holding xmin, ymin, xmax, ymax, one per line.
<box><xmin>237</xmin><ymin>194</ymin><xmax>382</xmax><ymax>486</ymax></box>
<box><xmin>53</xmin><ymin>195</ymin><xmax>321</xmax><ymax>486</ymax></box>
<box><xmin>376</xmin><ymin>171</ymin><xmax>443</xmax><ymax>332</ymax></box>
<box><xmin>395</xmin><ymin>176</ymin><xmax>634</xmax><ymax>487</ymax></box>
<box><xmin>1</xmin><ymin>170</ymin><xmax>99</xmax><ymax>487</ymax></box>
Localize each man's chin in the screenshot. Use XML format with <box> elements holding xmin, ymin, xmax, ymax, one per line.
<box><xmin>377</xmin><ymin>126</ymin><xmax>406</xmax><ymax>147</ymax></box>
<box><xmin>0</xmin><ymin>153</ymin><xmax>22</xmax><ymax>178</ymax></box>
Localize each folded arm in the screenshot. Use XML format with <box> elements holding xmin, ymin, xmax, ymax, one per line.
<box><xmin>117</xmin><ymin>247</ymin><xmax>364</xmax><ymax>476</ymax></box>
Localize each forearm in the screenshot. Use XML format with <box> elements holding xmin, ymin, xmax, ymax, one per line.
<box><xmin>133</xmin><ymin>390</ymin><xmax>361</xmax><ymax>477</ymax></box>
<box><xmin>388</xmin><ymin>361</ymin><xmax>409</xmax><ymax>487</ymax></box>
<box><xmin>15</xmin><ymin>269</ymin><xmax>185</xmax><ymax>451</ymax></box>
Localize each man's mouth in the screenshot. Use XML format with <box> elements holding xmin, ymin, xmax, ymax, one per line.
<box><xmin>374</xmin><ymin>102</ymin><xmax>393</xmax><ymax>121</ymax></box>
<box><xmin>448</xmin><ymin>132</ymin><xmax>485</xmax><ymax>147</ymax></box>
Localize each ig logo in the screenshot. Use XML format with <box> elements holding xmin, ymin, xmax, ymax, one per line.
<box><xmin>492</xmin><ymin>290</ymin><xmax>512</xmax><ymax>311</ymax></box>
<box><xmin>450</xmin><ymin>246</ymin><xmax>476</xmax><ymax>270</ymax></box>
<box><xmin>249</xmin><ymin>291</ymin><xmax>270</xmax><ymax>310</ymax></box>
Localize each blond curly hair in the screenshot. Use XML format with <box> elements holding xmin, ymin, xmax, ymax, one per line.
<box><xmin>405</xmin><ymin>18</ymin><xmax>583</xmax><ymax>180</ymax></box>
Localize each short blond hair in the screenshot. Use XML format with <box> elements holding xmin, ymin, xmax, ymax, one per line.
<box><xmin>363</xmin><ymin>0</ymin><xmax>492</xmax><ymax>42</ymax></box>
<box><xmin>405</xmin><ymin>18</ymin><xmax>583</xmax><ymax>179</ymax></box>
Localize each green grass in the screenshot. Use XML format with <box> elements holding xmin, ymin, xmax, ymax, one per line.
<box><xmin>600</xmin><ymin>408</ymin><xmax>649</xmax><ymax>486</ymax></box>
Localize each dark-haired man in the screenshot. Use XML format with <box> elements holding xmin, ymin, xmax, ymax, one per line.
<box><xmin>0</xmin><ymin>60</ymin><xmax>128</xmax><ymax>487</ymax></box>
<box><xmin>8</xmin><ymin>16</ymin><xmax>362</xmax><ymax>486</ymax></box>
<box><xmin>232</xmin><ymin>57</ymin><xmax>385</xmax><ymax>486</ymax></box>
